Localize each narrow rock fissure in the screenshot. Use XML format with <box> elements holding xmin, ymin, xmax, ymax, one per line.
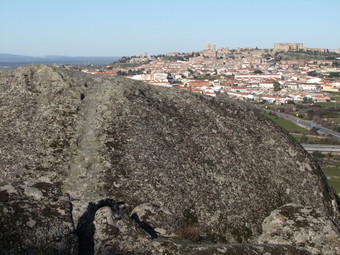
<box><xmin>130</xmin><ymin>213</ymin><xmax>159</xmax><ymax>239</ymax></box>
<box><xmin>75</xmin><ymin>199</ymin><xmax>124</xmax><ymax>255</ymax></box>
<box><xmin>66</xmin><ymin>193</ymin><xmax>76</xmax><ymax>231</ymax></box>
<box><xmin>74</xmin><ymin>199</ymin><xmax>159</xmax><ymax>255</ymax></box>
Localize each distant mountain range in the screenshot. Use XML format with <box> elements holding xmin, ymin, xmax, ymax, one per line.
<box><xmin>0</xmin><ymin>54</ymin><xmax>121</xmax><ymax>67</ymax></box>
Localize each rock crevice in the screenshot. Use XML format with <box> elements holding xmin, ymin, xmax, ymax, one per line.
<box><xmin>74</xmin><ymin>199</ymin><xmax>124</xmax><ymax>255</ymax></box>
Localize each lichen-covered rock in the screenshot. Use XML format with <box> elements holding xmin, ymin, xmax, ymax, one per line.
<box><xmin>92</xmin><ymin>206</ymin><xmax>313</xmax><ymax>255</ymax></box>
<box><xmin>93</xmin><ymin>206</ymin><xmax>153</xmax><ymax>255</ymax></box>
<box><xmin>130</xmin><ymin>203</ymin><xmax>178</xmax><ymax>236</ymax></box>
<box><xmin>0</xmin><ymin>183</ymin><xmax>76</xmax><ymax>254</ymax></box>
<box><xmin>258</xmin><ymin>203</ymin><xmax>340</xmax><ymax>254</ymax></box>
<box><xmin>179</xmin><ymin>243</ymin><xmax>312</xmax><ymax>255</ymax></box>
<box><xmin>0</xmin><ymin>65</ymin><xmax>339</xmax><ymax>254</ymax></box>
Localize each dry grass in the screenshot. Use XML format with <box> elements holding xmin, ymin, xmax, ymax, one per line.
<box><xmin>175</xmin><ymin>225</ymin><xmax>201</xmax><ymax>242</ymax></box>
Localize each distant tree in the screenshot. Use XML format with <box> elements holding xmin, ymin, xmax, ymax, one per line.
<box><xmin>187</xmin><ymin>69</ymin><xmax>194</xmax><ymax>74</ymax></box>
<box><xmin>329</xmin><ymin>72</ymin><xmax>340</xmax><ymax>78</ymax></box>
<box><xmin>224</xmin><ymin>74</ymin><xmax>235</xmax><ymax>79</ymax></box>
<box><xmin>312</xmin><ymin>151</ymin><xmax>324</xmax><ymax>158</ymax></box>
<box><xmin>303</xmin><ymin>97</ymin><xmax>313</xmax><ymax>104</ymax></box>
<box><xmin>307</xmin><ymin>70</ymin><xmax>318</xmax><ymax>77</ymax></box>
<box><xmin>309</xmin><ymin>127</ymin><xmax>319</xmax><ymax>135</ymax></box>
<box><xmin>117</xmin><ymin>70</ymin><xmax>127</xmax><ymax>76</ymax></box>
<box><xmin>273</xmin><ymin>81</ymin><xmax>281</xmax><ymax>91</ymax></box>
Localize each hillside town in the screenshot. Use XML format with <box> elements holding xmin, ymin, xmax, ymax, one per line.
<box><xmin>82</xmin><ymin>43</ymin><xmax>340</xmax><ymax>105</ymax></box>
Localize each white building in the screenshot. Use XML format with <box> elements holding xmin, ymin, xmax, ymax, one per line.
<box><xmin>298</xmin><ymin>83</ymin><xmax>321</xmax><ymax>91</ymax></box>
<box><xmin>259</xmin><ymin>82</ymin><xmax>274</xmax><ymax>89</ymax></box>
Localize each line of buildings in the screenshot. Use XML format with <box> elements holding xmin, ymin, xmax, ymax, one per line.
<box><xmin>82</xmin><ymin>43</ymin><xmax>340</xmax><ymax>104</ymax></box>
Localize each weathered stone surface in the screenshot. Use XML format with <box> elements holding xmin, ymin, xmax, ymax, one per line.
<box><xmin>177</xmin><ymin>243</ymin><xmax>312</xmax><ymax>255</ymax></box>
<box><xmin>131</xmin><ymin>203</ymin><xmax>178</xmax><ymax>236</ymax></box>
<box><xmin>0</xmin><ymin>65</ymin><xmax>339</xmax><ymax>254</ymax></box>
<box><xmin>93</xmin><ymin>206</ymin><xmax>313</xmax><ymax>255</ymax></box>
<box><xmin>258</xmin><ymin>203</ymin><xmax>340</xmax><ymax>254</ymax></box>
<box><xmin>0</xmin><ymin>183</ymin><xmax>76</xmax><ymax>254</ymax></box>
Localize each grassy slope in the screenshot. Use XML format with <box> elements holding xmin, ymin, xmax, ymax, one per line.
<box><xmin>265</xmin><ymin>112</ymin><xmax>340</xmax><ymax>193</ymax></box>
<box><xmin>265</xmin><ymin>114</ymin><xmax>309</xmax><ymax>134</ymax></box>
<box><xmin>323</xmin><ymin>164</ymin><xmax>340</xmax><ymax>194</ymax></box>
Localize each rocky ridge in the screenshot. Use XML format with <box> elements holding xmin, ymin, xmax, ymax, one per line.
<box><xmin>0</xmin><ymin>65</ymin><xmax>339</xmax><ymax>254</ymax></box>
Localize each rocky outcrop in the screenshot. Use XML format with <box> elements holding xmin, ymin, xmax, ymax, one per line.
<box><xmin>0</xmin><ymin>65</ymin><xmax>339</xmax><ymax>254</ymax></box>
<box><xmin>258</xmin><ymin>203</ymin><xmax>340</xmax><ymax>254</ymax></box>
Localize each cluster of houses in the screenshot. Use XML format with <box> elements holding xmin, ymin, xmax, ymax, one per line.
<box><xmin>128</xmin><ymin>72</ymin><xmax>339</xmax><ymax>104</ymax></box>
<box><xmin>82</xmin><ymin>45</ymin><xmax>340</xmax><ymax>105</ymax></box>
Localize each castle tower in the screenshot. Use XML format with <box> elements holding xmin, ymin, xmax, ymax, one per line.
<box><xmin>206</xmin><ymin>42</ymin><xmax>216</xmax><ymax>51</ymax></box>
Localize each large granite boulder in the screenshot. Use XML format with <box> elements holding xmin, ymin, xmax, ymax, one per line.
<box><xmin>0</xmin><ymin>65</ymin><xmax>339</xmax><ymax>254</ymax></box>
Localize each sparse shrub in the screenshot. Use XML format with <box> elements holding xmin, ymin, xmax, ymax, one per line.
<box><xmin>175</xmin><ymin>224</ymin><xmax>201</xmax><ymax>242</ymax></box>
<box><xmin>309</xmin><ymin>127</ymin><xmax>319</xmax><ymax>135</ymax></box>
<box><xmin>312</xmin><ymin>151</ymin><xmax>324</xmax><ymax>158</ymax></box>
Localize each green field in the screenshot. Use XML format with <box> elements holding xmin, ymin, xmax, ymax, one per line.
<box><xmin>330</xmin><ymin>96</ymin><xmax>340</xmax><ymax>101</ymax></box>
<box><xmin>321</xmin><ymin>163</ymin><xmax>340</xmax><ymax>194</ymax></box>
<box><xmin>292</xmin><ymin>133</ymin><xmax>318</xmax><ymax>141</ymax></box>
<box><xmin>315</xmin><ymin>102</ymin><xmax>339</xmax><ymax>108</ymax></box>
<box><xmin>328</xmin><ymin>180</ymin><xmax>340</xmax><ymax>193</ymax></box>
<box><xmin>265</xmin><ymin>114</ymin><xmax>310</xmax><ymax>134</ymax></box>
<box><xmin>292</xmin><ymin>134</ymin><xmax>340</xmax><ymax>145</ymax></box>
<box><xmin>323</xmin><ymin>166</ymin><xmax>340</xmax><ymax>176</ymax></box>
<box><xmin>329</xmin><ymin>118</ymin><xmax>340</xmax><ymax>123</ymax></box>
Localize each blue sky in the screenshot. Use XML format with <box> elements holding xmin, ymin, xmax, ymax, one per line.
<box><xmin>0</xmin><ymin>0</ymin><xmax>339</xmax><ymax>56</ymax></box>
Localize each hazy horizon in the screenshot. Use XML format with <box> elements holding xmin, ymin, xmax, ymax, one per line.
<box><xmin>0</xmin><ymin>53</ymin><xmax>121</xmax><ymax>58</ymax></box>
<box><xmin>1</xmin><ymin>0</ymin><xmax>339</xmax><ymax>57</ymax></box>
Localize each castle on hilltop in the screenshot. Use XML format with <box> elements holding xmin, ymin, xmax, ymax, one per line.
<box><xmin>274</xmin><ymin>43</ymin><xmax>340</xmax><ymax>53</ymax></box>
<box><xmin>197</xmin><ymin>42</ymin><xmax>340</xmax><ymax>58</ymax></box>
<box><xmin>274</xmin><ymin>43</ymin><xmax>305</xmax><ymax>51</ymax></box>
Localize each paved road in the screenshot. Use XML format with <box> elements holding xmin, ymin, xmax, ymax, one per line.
<box><xmin>264</xmin><ymin>109</ymin><xmax>340</xmax><ymax>141</ymax></box>
<box><xmin>301</xmin><ymin>144</ymin><xmax>340</xmax><ymax>153</ymax></box>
